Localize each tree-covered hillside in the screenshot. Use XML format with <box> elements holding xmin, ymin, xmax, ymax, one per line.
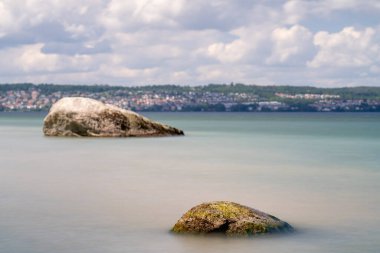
<box><xmin>1</xmin><ymin>83</ymin><xmax>380</xmax><ymax>100</ymax></box>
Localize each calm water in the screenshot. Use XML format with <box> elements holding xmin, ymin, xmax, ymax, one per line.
<box><xmin>0</xmin><ymin>112</ymin><xmax>379</xmax><ymax>253</ymax></box>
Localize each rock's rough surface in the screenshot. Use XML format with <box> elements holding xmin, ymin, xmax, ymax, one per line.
<box><xmin>43</xmin><ymin>97</ymin><xmax>184</xmax><ymax>137</ymax></box>
<box><xmin>172</xmin><ymin>201</ymin><xmax>293</xmax><ymax>236</ymax></box>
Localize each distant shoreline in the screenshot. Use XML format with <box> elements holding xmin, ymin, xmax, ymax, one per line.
<box><xmin>1</xmin><ymin>111</ymin><xmax>380</xmax><ymax>114</ymax></box>
<box><xmin>1</xmin><ymin>83</ymin><xmax>380</xmax><ymax>113</ymax></box>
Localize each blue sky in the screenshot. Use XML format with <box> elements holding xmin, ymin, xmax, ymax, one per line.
<box><xmin>0</xmin><ymin>0</ymin><xmax>380</xmax><ymax>87</ymax></box>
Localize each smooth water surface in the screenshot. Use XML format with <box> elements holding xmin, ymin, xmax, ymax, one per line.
<box><xmin>0</xmin><ymin>112</ymin><xmax>379</xmax><ymax>253</ymax></box>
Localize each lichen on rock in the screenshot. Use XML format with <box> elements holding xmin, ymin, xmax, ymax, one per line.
<box><xmin>172</xmin><ymin>201</ymin><xmax>293</xmax><ymax>236</ymax></box>
<box><xmin>43</xmin><ymin>97</ymin><xmax>184</xmax><ymax>137</ymax></box>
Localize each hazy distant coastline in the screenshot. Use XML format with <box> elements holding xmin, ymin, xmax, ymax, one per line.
<box><xmin>1</xmin><ymin>83</ymin><xmax>380</xmax><ymax>112</ymax></box>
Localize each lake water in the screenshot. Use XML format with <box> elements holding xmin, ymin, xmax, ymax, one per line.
<box><xmin>0</xmin><ymin>112</ymin><xmax>379</xmax><ymax>253</ymax></box>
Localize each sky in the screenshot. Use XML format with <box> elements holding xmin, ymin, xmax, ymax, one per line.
<box><xmin>0</xmin><ymin>0</ymin><xmax>380</xmax><ymax>87</ymax></box>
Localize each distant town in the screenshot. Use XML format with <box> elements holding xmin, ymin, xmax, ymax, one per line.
<box><xmin>1</xmin><ymin>83</ymin><xmax>380</xmax><ymax>112</ymax></box>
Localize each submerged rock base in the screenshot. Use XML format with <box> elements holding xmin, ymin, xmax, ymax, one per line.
<box><xmin>43</xmin><ymin>97</ymin><xmax>184</xmax><ymax>137</ymax></box>
<box><xmin>172</xmin><ymin>201</ymin><xmax>293</xmax><ymax>236</ymax></box>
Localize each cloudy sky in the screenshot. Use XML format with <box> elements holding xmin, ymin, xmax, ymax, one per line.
<box><xmin>0</xmin><ymin>0</ymin><xmax>380</xmax><ymax>86</ymax></box>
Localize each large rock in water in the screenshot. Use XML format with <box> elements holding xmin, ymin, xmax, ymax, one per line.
<box><xmin>43</xmin><ymin>97</ymin><xmax>184</xmax><ymax>137</ymax></box>
<box><xmin>172</xmin><ymin>201</ymin><xmax>293</xmax><ymax>236</ymax></box>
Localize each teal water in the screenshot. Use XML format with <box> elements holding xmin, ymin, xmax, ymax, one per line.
<box><xmin>0</xmin><ymin>112</ymin><xmax>379</xmax><ymax>253</ymax></box>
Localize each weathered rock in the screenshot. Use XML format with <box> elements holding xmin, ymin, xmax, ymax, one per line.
<box><xmin>43</xmin><ymin>97</ymin><xmax>184</xmax><ymax>137</ymax></box>
<box><xmin>172</xmin><ymin>201</ymin><xmax>293</xmax><ymax>236</ymax></box>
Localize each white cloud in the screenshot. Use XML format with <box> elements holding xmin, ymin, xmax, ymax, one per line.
<box><xmin>267</xmin><ymin>25</ymin><xmax>313</xmax><ymax>64</ymax></box>
<box><xmin>207</xmin><ymin>40</ymin><xmax>249</xmax><ymax>63</ymax></box>
<box><xmin>100</xmin><ymin>0</ymin><xmax>184</xmax><ymax>31</ymax></box>
<box><xmin>0</xmin><ymin>43</ymin><xmax>96</xmax><ymax>75</ymax></box>
<box><xmin>283</xmin><ymin>0</ymin><xmax>308</xmax><ymax>24</ymax></box>
<box><xmin>0</xmin><ymin>1</ymin><xmax>15</xmax><ymax>37</ymax></box>
<box><xmin>308</xmin><ymin>27</ymin><xmax>380</xmax><ymax>68</ymax></box>
<box><xmin>205</xmin><ymin>23</ymin><xmax>275</xmax><ymax>65</ymax></box>
<box><xmin>283</xmin><ymin>0</ymin><xmax>380</xmax><ymax>24</ymax></box>
<box><xmin>19</xmin><ymin>44</ymin><xmax>60</xmax><ymax>72</ymax></box>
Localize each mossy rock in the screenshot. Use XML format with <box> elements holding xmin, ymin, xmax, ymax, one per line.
<box><xmin>172</xmin><ymin>201</ymin><xmax>293</xmax><ymax>236</ymax></box>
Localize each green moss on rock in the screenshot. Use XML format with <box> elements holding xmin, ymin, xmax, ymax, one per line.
<box><xmin>172</xmin><ymin>201</ymin><xmax>293</xmax><ymax>236</ymax></box>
